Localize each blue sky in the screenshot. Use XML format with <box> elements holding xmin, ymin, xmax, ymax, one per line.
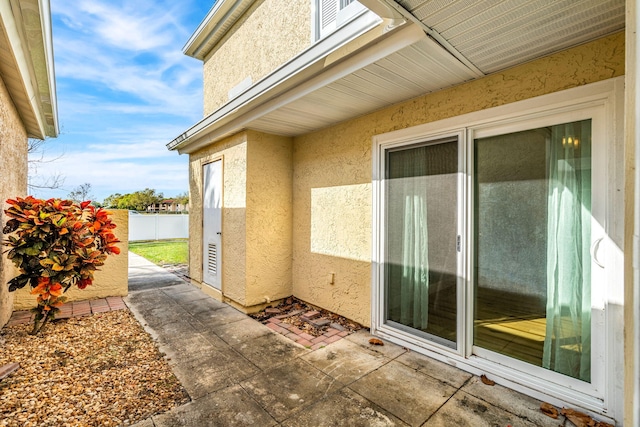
<box><xmin>29</xmin><ymin>0</ymin><xmax>213</xmax><ymax>203</ymax></box>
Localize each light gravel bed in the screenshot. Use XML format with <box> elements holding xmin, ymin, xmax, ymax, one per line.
<box><xmin>0</xmin><ymin>310</ymin><xmax>189</xmax><ymax>426</ymax></box>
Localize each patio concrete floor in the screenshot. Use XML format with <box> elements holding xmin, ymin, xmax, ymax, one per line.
<box><xmin>126</xmin><ymin>253</ymin><xmax>571</xmax><ymax>426</ymax></box>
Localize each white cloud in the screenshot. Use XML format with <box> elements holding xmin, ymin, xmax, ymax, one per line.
<box><xmin>36</xmin><ymin>0</ymin><xmax>209</xmax><ymax>201</ymax></box>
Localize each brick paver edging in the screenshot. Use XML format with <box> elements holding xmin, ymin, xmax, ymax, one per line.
<box><xmin>266</xmin><ymin>316</ymin><xmax>351</xmax><ymax>350</ymax></box>
<box><xmin>6</xmin><ymin>297</ymin><xmax>127</xmax><ymax>327</ymax></box>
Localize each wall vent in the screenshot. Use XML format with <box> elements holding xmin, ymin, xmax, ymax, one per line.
<box><xmin>207</xmin><ymin>243</ymin><xmax>217</xmax><ymax>275</ymax></box>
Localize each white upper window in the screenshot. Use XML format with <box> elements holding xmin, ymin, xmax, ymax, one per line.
<box><xmin>315</xmin><ymin>0</ymin><xmax>367</xmax><ymax>40</ymax></box>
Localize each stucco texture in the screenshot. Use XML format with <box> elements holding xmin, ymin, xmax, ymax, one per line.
<box><xmin>12</xmin><ymin>210</ymin><xmax>129</xmax><ymax>310</ymax></box>
<box><xmin>189</xmin><ymin>131</ymin><xmax>293</xmax><ymax>309</ymax></box>
<box><xmin>202</xmin><ymin>0</ymin><xmax>311</xmax><ymax>115</ymax></box>
<box><xmin>291</xmin><ymin>32</ymin><xmax>625</xmax><ymax>327</ymax></box>
<box><xmin>0</xmin><ymin>76</ymin><xmax>28</xmax><ymax>327</ymax></box>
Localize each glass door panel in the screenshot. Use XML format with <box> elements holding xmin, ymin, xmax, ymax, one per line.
<box><xmin>384</xmin><ymin>138</ymin><xmax>458</xmax><ymax>347</ymax></box>
<box><xmin>473</xmin><ymin>119</ymin><xmax>592</xmax><ymax>382</ymax></box>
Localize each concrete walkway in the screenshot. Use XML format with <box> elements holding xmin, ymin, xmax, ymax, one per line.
<box><xmin>126</xmin><ymin>253</ymin><xmax>566</xmax><ymax>426</ymax></box>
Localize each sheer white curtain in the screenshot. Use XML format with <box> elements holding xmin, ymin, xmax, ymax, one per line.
<box><xmin>387</xmin><ymin>148</ymin><xmax>430</xmax><ymax>330</ymax></box>
<box><xmin>543</xmin><ymin>120</ymin><xmax>592</xmax><ymax>382</ymax></box>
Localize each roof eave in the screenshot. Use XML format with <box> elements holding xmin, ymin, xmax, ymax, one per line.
<box><xmin>0</xmin><ymin>0</ymin><xmax>58</xmax><ymax>139</ymax></box>
<box><xmin>169</xmin><ymin>9</ymin><xmax>391</xmax><ymax>154</ymax></box>
<box><xmin>183</xmin><ymin>0</ymin><xmax>255</xmax><ymax>61</ymax></box>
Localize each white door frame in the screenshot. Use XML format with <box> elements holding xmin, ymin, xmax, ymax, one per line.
<box><xmin>371</xmin><ymin>77</ymin><xmax>624</xmax><ymax>421</ymax></box>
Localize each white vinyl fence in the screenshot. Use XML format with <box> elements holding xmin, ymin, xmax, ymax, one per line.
<box><xmin>129</xmin><ymin>214</ymin><xmax>189</xmax><ymax>241</ymax></box>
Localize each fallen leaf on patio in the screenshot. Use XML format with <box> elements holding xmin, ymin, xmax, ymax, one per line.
<box><xmin>560</xmin><ymin>408</ymin><xmax>614</xmax><ymax>427</ymax></box>
<box><xmin>480</xmin><ymin>374</ymin><xmax>495</xmax><ymax>386</ymax></box>
<box><xmin>369</xmin><ymin>338</ymin><xmax>384</xmax><ymax>346</ymax></box>
<box><xmin>540</xmin><ymin>402</ymin><xmax>558</xmax><ymax>419</ymax></box>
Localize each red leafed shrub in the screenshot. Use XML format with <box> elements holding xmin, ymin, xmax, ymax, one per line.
<box><xmin>2</xmin><ymin>196</ymin><xmax>120</xmax><ymax>334</ymax></box>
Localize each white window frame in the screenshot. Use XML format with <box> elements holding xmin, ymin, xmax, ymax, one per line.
<box><xmin>312</xmin><ymin>0</ymin><xmax>368</xmax><ymax>41</ymax></box>
<box><xmin>371</xmin><ymin>77</ymin><xmax>624</xmax><ymax>422</ymax></box>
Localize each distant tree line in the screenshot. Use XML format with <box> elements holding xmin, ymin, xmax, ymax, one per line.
<box><xmin>103</xmin><ymin>189</ymin><xmax>188</xmax><ymax>211</ymax></box>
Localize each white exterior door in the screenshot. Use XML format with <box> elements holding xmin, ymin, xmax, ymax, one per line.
<box><xmin>203</xmin><ymin>160</ymin><xmax>222</xmax><ymax>290</ymax></box>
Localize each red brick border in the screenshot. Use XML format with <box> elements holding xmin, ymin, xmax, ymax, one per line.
<box><xmin>5</xmin><ymin>297</ymin><xmax>128</xmax><ymax>327</ymax></box>
<box><xmin>265</xmin><ymin>310</ymin><xmax>354</xmax><ymax>349</ymax></box>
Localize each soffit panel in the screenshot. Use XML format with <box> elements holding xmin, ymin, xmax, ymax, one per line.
<box><xmin>0</xmin><ymin>17</ymin><xmax>40</xmax><ymax>136</ymax></box>
<box><xmin>396</xmin><ymin>0</ymin><xmax>625</xmax><ymax>74</ymax></box>
<box><xmin>249</xmin><ymin>37</ymin><xmax>478</xmax><ymax>135</ymax></box>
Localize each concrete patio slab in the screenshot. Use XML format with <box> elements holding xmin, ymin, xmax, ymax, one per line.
<box><xmin>158</xmin><ymin>332</ymin><xmax>224</xmax><ymax>365</ymax></box>
<box><xmin>344</xmin><ymin>330</ymin><xmax>408</xmax><ymax>359</ymax></box>
<box><xmin>301</xmin><ymin>338</ymin><xmax>389</xmax><ymax>385</ymax></box>
<box><xmin>424</xmin><ymin>391</ymin><xmax>540</xmax><ymax>426</ymax></box>
<box><xmin>181</xmin><ymin>296</ymin><xmax>226</xmax><ymax>314</ymax></box>
<box><xmin>153</xmin><ymin>384</ymin><xmax>277</xmax><ymax>427</ymax></box>
<box><xmin>210</xmin><ymin>316</ymin><xmax>271</xmax><ymax>346</ymax></box>
<box><xmin>349</xmin><ymin>360</ymin><xmax>458</xmax><ymax>426</ymax></box>
<box><xmin>460</xmin><ymin>376</ymin><xmax>567</xmax><ymax>427</ymax></box>
<box><xmin>280</xmin><ymin>387</ymin><xmax>409</xmax><ymax>427</ymax></box>
<box><xmin>395</xmin><ymin>351</ymin><xmax>473</xmax><ymax>389</ymax></box>
<box><xmin>191</xmin><ymin>305</ymin><xmax>249</xmax><ymax>328</ymax></box>
<box><xmin>170</xmin><ymin>350</ymin><xmax>260</xmax><ymax>400</ymax></box>
<box><xmin>128</xmin><ymin>252</ymin><xmax>186</xmax><ymax>291</ymax></box>
<box><xmin>125</xmin><ymin>253</ymin><xmax>583</xmax><ymax>427</ymax></box>
<box><xmin>240</xmin><ymin>358</ymin><xmax>341</xmax><ymax>422</ymax></box>
<box><xmin>164</xmin><ymin>288</ymin><xmax>210</xmax><ymax>304</ymax></box>
<box><xmin>232</xmin><ymin>332</ymin><xmax>307</xmax><ymax>371</ymax></box>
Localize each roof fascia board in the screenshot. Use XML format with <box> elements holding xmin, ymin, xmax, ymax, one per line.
<box><xmin>169</xmin><ymin>9</ymin><xmax>390</xmax><ymax>153</ymax></box>
<box><xmin>37</xmin><ymin>0</ymin><xmax>58</xmax><ymax>137</ymax></box>
<box><xmin>0</xmin><ymin>0</ymin><xmax>58</xmax><ymax>138</ymax></box>
<box><xmin>183</xmin><ymin>0</ymin><xmax>254</xmax><ymax>60</ymax></box>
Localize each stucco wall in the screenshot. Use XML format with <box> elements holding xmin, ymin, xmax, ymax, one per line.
<box><xmin>291</xmin><ymin>31</ymin><xmax>625</xmax><ymax>327</ymax></box>
<box><xmin>13</xmin><ymin>210</ymin><xmax>129</xmax><ymax>309</ymax></box>
<box><xmin>202</xmin><ymin>0</ymin><xmax>311</xmax><ymax>115</ymax></box>
<box><xmin>245</xmin><ymin>131</ymin><xmax>293</xmax><ymax>306</ymax></box>
<box><xmin>0</xmin><ymin>76</ymin><xmax>28</xmax><ymax>327</ymax></box>
<box><xmin>189</xmin><ymin>131</ymin><xmax>293</xmax><ymax>309</ymax></box>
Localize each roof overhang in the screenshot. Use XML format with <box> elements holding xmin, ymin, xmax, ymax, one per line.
<box><xmin>168</xmin><ymin>0</ymin><xmax>624</xmax><ymax>155</ymax></box>
<box><xmin>0</xmin><ymin>0</ymin><xmax>58</xmax><ymax>139</ymax></box>
<box><xmin>183</xmin><ymin>0</ymin><xmax>255</xmax><ymax>61</ymax></box>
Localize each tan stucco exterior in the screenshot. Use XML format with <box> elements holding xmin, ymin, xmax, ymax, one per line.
<box><xmin>188</xmin><ymin>31</ymin><xmax>626</xmax><ymax>325</ymax></box>
<box><xmin>0</xmin><ymin>76</ymin><xmax>28</xmax><ymax>326</ymax></box>
<box><xmin>12</xmin><ymin>210</ymin><xmax>129</xmax><ymax>310</ymax></box>
<box><xmin>202</xmin><ymin>0</ymin><xmax>311</xmax><ymax>115</ymax></box>
<box><xmin>189</xmin><ymin>131</ymin><xmax>293</xmax><ymax>311</ymax></box>
<box><xmin>290</xmin><ymin>31</ymin><xmax>625</xmax><ymax>327</ymax></box>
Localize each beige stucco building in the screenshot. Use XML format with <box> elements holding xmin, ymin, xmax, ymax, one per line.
<box><xmin>169</xmin><ymin>0</ymin><xmax>639</xmax><ymax>424</ymax></box>
<box><xmin>0</xmin><ymin>0</ymin><xmax>58</xmax><ymax>327</ymax></box>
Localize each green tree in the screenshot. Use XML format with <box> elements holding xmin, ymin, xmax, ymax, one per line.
<box><xmin>173</xmin><ymin>191</ymin><xmax>189</xmax><ymax>206</ymax></box>
<box><xmin>101</xmin><ymin>189</ymin><xmax>163</xmax><ymax>211</ymax></box>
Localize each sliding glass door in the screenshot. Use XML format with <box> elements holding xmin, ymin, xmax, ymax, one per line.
<box><xmin>375</xmin><ymin>81</ymin><xmax>622</xmax><ymax>414</ymax></box>
<box><xmin>473</xmin><ymin>119</ymin><xmax>593</xmax><ymax>382</ymax></box>
<box><xmin>378</xmin><ymin>113</ymin><xmax>605</xmax><ymax>394</ymax></box>
<box><xmin>384</xmin><ymin>137</ymin><xmax>460</xmax><ymax>349</ymax></box>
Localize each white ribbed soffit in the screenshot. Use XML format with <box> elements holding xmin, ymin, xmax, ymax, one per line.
<box><xmin>249</xmin><ymin>36</ymin><xmax>478</xmax><ymax>136</ymax></box>
<box><xmin>396</xmin><ymin>0</ymin><xmax>625</xmax><ymax>74</ymax></box>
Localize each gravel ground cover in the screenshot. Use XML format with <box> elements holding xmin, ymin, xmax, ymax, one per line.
<box><xmin>0</xmin><ymin>310</ymin><xmax>188</xmax><ymax>427</ymax></box>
